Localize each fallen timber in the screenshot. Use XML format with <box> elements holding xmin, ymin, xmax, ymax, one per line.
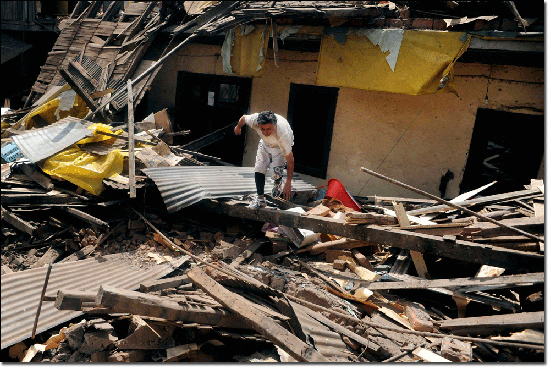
<box><xmin>198</xmin><ymin>200</ymin><xmax>544</xmax><ymax>271</ymax></box>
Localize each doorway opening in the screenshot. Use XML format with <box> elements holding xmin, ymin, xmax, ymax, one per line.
<box><xmin>460</xmin><ymin>108</ymin><xmax>544</xmax><ymax>195</ymax></box>
<box><xmin>174</xmin><ymin>71</ymin><xmax>252</xmax><ymax>166</ymax></box>
<box><xmin>287</xmin><ymin>83</ymin><xmax>339</xmax><ymax>179</ymax></box>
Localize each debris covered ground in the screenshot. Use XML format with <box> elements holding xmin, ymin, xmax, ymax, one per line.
<box><xmin>1</xmin><ymin>0</ymin><xmax>545</xmax><ymax>365</ymax></box>
<box><xmin>1</xmin><ymin>153</ymin><xmax>545</xmax><ymax>362</ymax></box>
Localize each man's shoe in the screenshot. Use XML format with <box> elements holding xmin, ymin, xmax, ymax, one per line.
<box><xmin>248</xmin><ymin>195</ymin><xmax>267</xmax><ymax>209</ymax></box>
<box><xmin>272</xmin><ymin>178</ymin><xmax>283</xmax><ymax>198</ymax></box>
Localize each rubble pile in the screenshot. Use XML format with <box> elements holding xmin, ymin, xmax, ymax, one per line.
<box><xmin>1</xmin><ymin>155</ymin><xmax>545</xmax><ymax>361</ymax></box>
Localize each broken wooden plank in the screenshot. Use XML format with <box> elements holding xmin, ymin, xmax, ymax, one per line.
<box><xmin>60</xmin><ymin>207</ymin><xmax>109</xmax><ymax>228</ymax></box>
<box><xmin>407</xmin><ymin>189</ymin><xmax>541</xmax><ymax>216</ymax></box>
<box><xmin>366</xmin><ymin>272</ymin><xmax>543</xmax><ymax>291</ymax></box>
<box><xmin>54</xmin><ymin>290</ymin><xmax>97</xmax><ymax>310</ymax></box>
<box><xmin>230</xmin><ymin>239</ymin><xmax>266</xmax><ymax>268</ymax></box>
<box><xmin>436</xmin><ymin>311</ymin><xmax>544</xmax><ymax>336</ymax></box>
<box><xmin>32</xmin><ymin>247</ymin><xmax>64</xmax><ymax>269</ymax></box>
<box><xmin>296</xmin><ymin>237</ymin><xmax>368</xmax><ymax>255</ymax></box>
<box><xmin>139</xmin><ymin>275</ymin><xmax>191</xmax><ymax>293</ymax></box>
<box><xmin>18</xmin><ymin>163</ymin><xmax>54</xmax><ymax>190</ymax></box>
<box><xmin>188</xmin><ymin>267</ymin><xmax>329</xmax><ymax>362</ymax></box>
<box><xmin>96</xmin><ymin>285</ymin><xmax>249</xmax><ymax>329</ymax></box>
<box><xmin>412</xmin><ymin>347</ymin><xmax>451</xmax><ymax>362</ymax></box>
<box><xmin>462</xmin><ymin>217</ymin><xmax>544</xmax><ymax>238</ymax></box>
<box><xmin>360</xmin><ymin>167</ymin><xmax>542</xmax><ymax>243</ymax></box>
<box><xmin>385</xmin><ymin>273</ymin><xmax>521</xmax><ymax>312</ymax></box>
<box><xmin>1</xmin><ymin>206</ymin><xmax>37</xmax><ymax>236</ymax></box>
<box><xmin>200</xmin><ymin>200</ymin><xmax>544</xmax><ymax>271</ymax></box>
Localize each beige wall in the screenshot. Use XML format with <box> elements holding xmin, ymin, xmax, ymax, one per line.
<box><xmin>149</xmin><ymin>43</ymin><xmax>544</xmax><ymax>199</ymax></box>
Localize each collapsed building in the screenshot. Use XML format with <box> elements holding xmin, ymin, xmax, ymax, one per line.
<box><xmin>0</xmin><ymin>1</ymin><xmax>545</xmax><ymax>363</ymax></box>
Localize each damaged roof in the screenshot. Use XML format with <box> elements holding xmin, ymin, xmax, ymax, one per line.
<box><xmin>26</xmin><ymin>1</ymin><xmax>543</xmax><ymax>111</ymax></box>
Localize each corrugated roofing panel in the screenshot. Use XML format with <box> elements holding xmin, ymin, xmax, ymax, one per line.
<box><xmin>1</xmin><ymin>253</ymin><xmax>188</xmax><ymax>349</ymax></box>
<box><xmin>11</xmin><ymin>118</ymin><xmax>93</xmax><ymax>163</ymax></box>
<box><xmin>292</xmin><ymin>302</ymin><xmax>353</xmax><ymax>362</ymax></box>
<box><xmin>142</xmin><ymin>166</ymin><xmax>317</xmax><ymax>213</ymax></box>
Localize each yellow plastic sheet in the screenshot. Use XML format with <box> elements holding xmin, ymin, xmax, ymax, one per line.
<box><xmin>39</xmin><ymin>124</ymin><xmax>124</xmax><ymax>195</ymax></box>
<box><xmin>40</xmin><ymin>146</ymin><xmax>124</xmax><ymax>196</ymax></box>
<box><xmin>229</xmin><ymin>24</ymin><xmax>270</xmax><ymax>77</ymax></box>
<box><xmin>16</xmin><ymin>90</ymin><xmax>89</xmax><ymax>131</ymax></box>
<box><xmin>317</xmin><ymin>30</ymin><xmax>471</xmax><ymax>95</ymax></box>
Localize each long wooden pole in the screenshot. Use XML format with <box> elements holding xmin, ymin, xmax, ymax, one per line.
<box><xmin>360</xmin><ymin>167</ymin><xmax>543</xmax><ymax>243</ymax></box>
<box><xmin>32</xmin><ymin>263</ymin><xmax>52</xmax><ymax>339</ymax></box>
<box><xmin>127</xmin><ymin>80</ymin><xmax>136</xmax><ymax>198</ymax></box>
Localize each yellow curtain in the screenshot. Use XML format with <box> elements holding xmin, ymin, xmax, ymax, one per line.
<box><xmin>317</xmin><ymin>30</ymin><xmax>471</xmax><ymax>95</ymax></box>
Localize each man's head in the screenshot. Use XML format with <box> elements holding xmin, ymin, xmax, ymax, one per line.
<box><xmin>257</xmin><ymin>111</ymin><xmax>277</xmax><ymax>137</ymax></box>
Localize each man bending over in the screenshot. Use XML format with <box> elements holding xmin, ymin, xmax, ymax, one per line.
<box><xmin>234</xmin><ymin>110</ymin><xmax>294</xmax><ymax>209</ymax></box>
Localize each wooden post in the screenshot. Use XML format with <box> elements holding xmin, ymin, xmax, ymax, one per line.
<box><xmin>393</xmin><ymin>202</ymin><xmax>430</xmax><ymax>279</ymax></box>
<box><xmin>32</xmin><ymin>263</ymin><xmax>53</xmax><ymax>339</ymax></box>
<box><xmin>127</xmin><ymin>80</ymin><xmax>136</xmax><ymax>198</ymax></box>
<box><xmin>360</xmin><ymin>167</ymin><xmax>543</xmax><ymax>243</ymax></box>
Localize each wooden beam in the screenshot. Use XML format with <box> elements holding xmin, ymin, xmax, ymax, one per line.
<box><xmin>188</xmin><ymin>267</ymin><xmax>329</xmax><ymax>362</ymax></box>
<box><xmin>436</xmin><ymin>311</ymin><xmax>544</xmax><ymax>336</ymax></box>
<box><xmin>1</xmin><ymin>206</ymin><xmax>37</xmax><ymax>235</ymax></box>
<box><xmin>54</xmin><ymin>290</ymin><xmax>97</xmax><ymax>310</ymax></box>
<box><xmin>60</xmin><ymin>207</ymin><xmax>109</xmax><ymax>228</ymax></box>
<box><xmin>127</xmin><ymin>80</ymin><xmax>136</xmax><ymax>199</ymax></box>
<box><xmin>366</xmin><ymin>272</ymin><xmax>543</xmax><ymax>291</ymax></box>
<box><xmin>96</xmin><ymin>285</ymin><xmax>248</xmax><ymax>329</ymax></box>
<box><xmin>464</xmin><ymin>217</ymin><xmax>544</xmax><ymax>238</ymax></box>
<box><xmin>139</xmin><ymin>275</ymin><xmax>191</xmax><ymax>293</ymax></box>
<box><xmin>59</xmin><ymin>68</ymin><xmax>110</xmax><ymax>124</ymax></box>
<box><xmin>199</xmin><ymin>200</ymin><xmax>544</xmax><ymax>271</ymax></box>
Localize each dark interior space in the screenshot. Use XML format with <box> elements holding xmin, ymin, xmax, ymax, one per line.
<box><xmin>460</xmin><ymin>108</ymin><xmax>544</xmax><ymax>195</ymax></box>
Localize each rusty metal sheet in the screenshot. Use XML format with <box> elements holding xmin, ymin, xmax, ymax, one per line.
<box><xmin>1</xmin><ymin>253</ymin><xmax>189</xmax><ymax>349</ymax></box>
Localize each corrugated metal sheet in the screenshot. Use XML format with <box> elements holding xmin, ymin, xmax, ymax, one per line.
<box><xmin>1</xmin><ymin>253</ymin><xmax>189</xmax><ymax>349</ymax></box>
<box><xmin>142</xmin><ymin>166</ymin><xmax>317</xmax><ymax>213</ymax></box>
<box><xmin>292</xmin><ymin>302</ymin><xmax>353</xmax><ymax>362</ymax></box>
<box><xmin>11</xmin><ymin>118</ymin><xmax>94</xmax><ymax>163</ymax></box>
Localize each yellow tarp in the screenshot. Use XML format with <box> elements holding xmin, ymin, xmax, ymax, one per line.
<box><xmin>317</xmin><ymin>30</ymin><xmax>471</xmax><ymax>95</ymax></box>
<box><xmin>39</xmin><ymin>124</ymin><xmax>124</xmax><ymax>196</ymax></box>
<box><xmin>228</xmin><ymin>24</ymin><xmax>270</xmax><ymax>77</ymax></box>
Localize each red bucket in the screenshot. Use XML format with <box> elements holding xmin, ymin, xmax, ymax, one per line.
<box><xmin>325</xmin><ymin>178</ymin><xmax>361</xmax><ymax>211</ymax></box>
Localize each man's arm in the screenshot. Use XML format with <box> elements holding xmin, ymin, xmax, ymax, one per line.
<box><xmin>234</xmin><ymin>115</ymin><xmax>247</xmax><ymax>135</ymax></box>
<box><xmin>283</xmin><ymin>152</ymin><xmax>294</xmax><ymax>200</ymax></box>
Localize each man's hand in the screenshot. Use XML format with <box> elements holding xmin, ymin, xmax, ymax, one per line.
<box><xmin>282</xmin><ymin>181</ymin><xmax>292</xmax><ymax>200</ymax></box>
<box><xmin>235</xmin><ymin>115</ymin><xmax>246</xmax><ymax>135</ymax></box>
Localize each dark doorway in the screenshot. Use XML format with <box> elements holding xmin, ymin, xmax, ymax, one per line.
<box><xmin>174</xmin><ymin>71</ymin><xmax>252</xmax><ymax>166</ymax></box>
<box><xmin>287</xmin><ymin>83</ymin><xmax>339</xmax><ymax>179</ymax></box>
<box><xmin>460</xmin><ymin>109</ymin><xmax>544</xmax><ymax>195</ymax></box>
